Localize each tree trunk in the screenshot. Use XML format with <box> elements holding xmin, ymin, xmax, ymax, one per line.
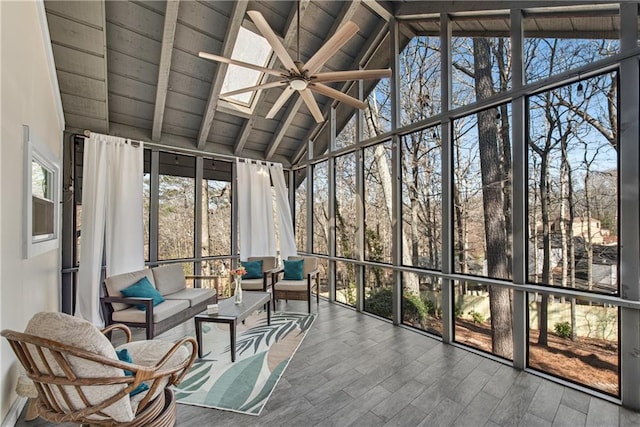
<box><xmin>366</xmin><ymin>101</ymin><xmax>420</xmax><ymax>294</ymax></box>
<box><xmin>201</xmin><ymin>182</ymin><xmax>212</xmax><ymax>276</ymax></box>
<box><xmin>473</xmin><ymin>38</ymin><xmax>513</xmax><ymax>359</ymax></box>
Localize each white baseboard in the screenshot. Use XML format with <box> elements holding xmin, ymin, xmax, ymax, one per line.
<box><xmin>1</xmin><ymin>396</ymin><xmax>26</xmax><ymax>427</ymax></box>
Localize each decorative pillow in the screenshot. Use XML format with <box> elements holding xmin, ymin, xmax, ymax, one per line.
<box><xmin>116</xmin><ymin>349</ymin><xmax>149</xmax><ymax>397</ymax></box>
<box><xmin>242</xmin><ymin>260</ymin><xmax>263</xmax><ymax>279</ymax></box>
<box><xmin>120</xmin><ymin>277</ymin><xmax>165</xmax><ymax>310</ymax></box>
<box><xmin>283</xmin><ymin>259</ymin><xmax>304</xmax><ymax>280</ymax></box>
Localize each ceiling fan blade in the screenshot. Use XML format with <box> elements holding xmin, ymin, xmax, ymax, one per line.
<box><xmin>266</xmin><ymin>87</ymin><xmax>296</xmax><ymax>119</ymax></box>
<box><xmin>198</xmin><ymin>52</ymin><xmax>282</xmax><ymax>77</ymax></box>
<box><xmin>221</xmin><ymin>81</ymin><xmax>287</xmax><ymax>98</ymax></box>
<box><xmin>310</xmin><ymin>83</ymin><xmax>367</xmax><ymax>110</ymax></box>
<box><xmin>304</xmin><ymin>21</ymin><xmax>359</xmax><ymax>74</ymax></box>
<box><xmin>299</xmin><ymin>89</ymin><xmax>324</xmax><ymax>123</ymax></box>
<box><xmin>247</xmin><ymin>10</ymin><xmax>298</xmax><ymax>73</ymax></box>
<box><xmin>312</xmin><ymin>68</ymin><xmax>392</xmax><ymax>83</ymax></box>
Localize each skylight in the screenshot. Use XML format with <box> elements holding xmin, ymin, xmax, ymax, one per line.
<box><xmin>221</xmin><ymin>27</ymin><xmax>272</xmax><ymax>107</ymax></box>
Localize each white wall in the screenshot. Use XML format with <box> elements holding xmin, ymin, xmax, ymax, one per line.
<box><xmin>0</xmin><ymin>0</ymin><xmax>64</xmax><ymax>422</ymax></box>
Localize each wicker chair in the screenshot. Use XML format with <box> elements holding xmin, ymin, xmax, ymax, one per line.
<box><xmin>1</xmin><ymin>312</ymin><xmax>197</xmax><ymax>426</ymax></box>
<box><xmin>273</xmin><ymin>256</ymin><xmax>320</xmax><ymax>313</ymax></box>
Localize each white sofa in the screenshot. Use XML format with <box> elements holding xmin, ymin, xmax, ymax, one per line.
<box><xmin>101</xmin><ymin>264</ymin><xmax>216</xmax><ymax>339</ymax></box>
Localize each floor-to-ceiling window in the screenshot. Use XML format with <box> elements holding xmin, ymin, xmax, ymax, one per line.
<box><xmin>289</xmin><ymin>3</ymin><xmax>636</xmax><ymax>404</ymax></box>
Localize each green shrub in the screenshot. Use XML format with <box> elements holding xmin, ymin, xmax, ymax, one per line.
<box><xmin>468</xmin><ymin>310</ymin><xmax>485</xmax><ymax>324</ymax></box>
<box><xmin>364</xmin><ymin>288</ymin><xmax>426</xmax><ymax>325</ymax></box>
<box><xmin>554</xmin><ymin>321</ymin><xmax>572</xmax><ymax>339</ymax></box>
<box><xmin>454</xmin><ymin>304</ymin><xmax>463</xmax><ymax>318</ymax></box>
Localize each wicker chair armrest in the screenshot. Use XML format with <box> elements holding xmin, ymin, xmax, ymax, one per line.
<box><xmin>154</xmin><ymin>337</ymin><xmax>198</xmax><ymax>384</ymax></box>
<box><xmin>100</xmin><ymin>324</ymin><xmax>132</xmax><ymax>343</ymax></box>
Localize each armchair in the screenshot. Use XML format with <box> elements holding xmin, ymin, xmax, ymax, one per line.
<box><xmin>1</xmin><ymin>311</ymin><xmax>197</xmax><ymax>426</ymax></box>
<box><xmin>272</xmin><ymin>256</ymin><xmax>320</xmax><ymax>313</ymax></box>
<box><xmin>241</xmin><ymin>256</ymin><xmax>278</xmax><ymax>292</ymax></box>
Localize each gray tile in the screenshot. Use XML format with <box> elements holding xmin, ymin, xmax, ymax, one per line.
<box><xmin>560</xmin><ymin>387</ymin><xmax>591</xmax><ymax>414</ymax></box>
<box><xmin>489</xmin><ymin>373</ymin><xmax>542</xmax><ymax>426</ymax></box>
<box><xmin>382</xmin><ymin>404</ymin><xmax>428</xmax><ymax>427</ymax></box>
<box><xmin>518</xmin><ymin>412</ymin><xmax>552</xmax><ymax>427</ymax></box>
<box><xmin>371</xmin><ymin>380</ymin><xmax>427</xmax><ymax>421</ymax></box>
<box><xmin>347</xmin><ymin>411</ymin><xmax>386</xmax><ymax>427</ymax></box>
<box><xmin>13</xmin><ymin>299</ymin><xmax>627</xmax><ymax>427</ymax></box>
<box><xmin>286</xmin><ymin>390</ymin><xmax>354</xmax><ymax>425</ymax></box>
<box><xmin>585</xmin><ymin>397</ymin><xmax>619</xmax><ymax>427</ymax></box>
<box><xmin>526</xmin><ymin>380</ymin><xmax>564</xmax><ymax>422</ymax></box>
<box><xmin>620</xmin><ymin>406</ymin><xmax>640</xmax><ymax>427</ymax></box>
<box><xmin>454</xmin><ymin>391</ymin><xmax>501</xmax><ymax>426</ymax></box>
<box><xmin>322</xmin><ymin>385</ymin><xmax>392</xmax><ymax>427</ymax></box>
<box><xmin>483</xmin><ymin>364</ymin><xmax>521</xmax><ymax>400</ymax></box>
<box><xmin>447</xmin><ymin>369</ymin><xmax>492</xmax><ymax>406</ymax></box>
<box><xmin>552</xmin><ymin>404</ymin><xmax>587</xmax><ymax>427</ymax></box>
<box><xmin>417</xmin><ymin>397</ymin><xmax>465</xmax><ymax>427</ymax></box>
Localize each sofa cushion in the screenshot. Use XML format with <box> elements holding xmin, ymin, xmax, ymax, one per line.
<box><xmin>105</xmin><ymin>269</ymin><xmax>157</xmax><ymax>312</ymax></box>
<box><xmin>283</xmin><ymin>259</ymin><xmax>304</xmax><ymax>280</ymax></box>
<box><xmin>152</xmin><ymin>264</ymin><xmax>187</xmax><ymax>296</ymax></box>
<box><xmin>120</xmin><ymin>277</ymin><xmax>165</xmax><ymax>310</ymax></box>
<box><xmin>112</xmin><ymin>299</ymin><xmax>189</xmax><ymax>324</ymax></box>
<box><xmin>241</xmin><ymin>278</ymin><xmax>268</xmax><ymax>291</ymax></box>
<box><xmin>274</xmin><ymin>279</ymin><xmax>316</xmax><ymax>292</ymax></box>
<box><xmin>163</xmin><ymin>287</ymin><xmax>216</xmax><ymax>308</ymax></box>
<box><xmin>115</xmin><ymin>339</ymin><xmax>191</xmax><ymax>413</ymax></box>
<box><xmin>115</xmin><ymin>349</ymin><xmax>149</xmax><ymax>396</ymax></box>
<box><xmin>242</xmin><ymin>260</ymin><xmax>263</xmax><ymax>279</ymax></box>
<box><xmin>25</xmin><ymin>312</ymin><xmax>133</xmax><ymax>423</ymax></box>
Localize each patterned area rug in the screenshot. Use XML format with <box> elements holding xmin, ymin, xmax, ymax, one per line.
<box><xmin>174</xmin><ymin>311</ymin><xmax>316</xmax><ymax>416</ymax></box>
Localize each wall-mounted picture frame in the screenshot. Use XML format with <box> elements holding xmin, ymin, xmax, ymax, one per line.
<box><xmin>23</xmin><ymin>124</ymin><xmax>60</xmax><ymax>258</ymax></box>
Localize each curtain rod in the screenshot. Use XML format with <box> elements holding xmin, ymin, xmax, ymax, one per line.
<box><xmin>80</xmin><ymin>130</ymin><xmax>289</xmax><ymax>169</ymax></box>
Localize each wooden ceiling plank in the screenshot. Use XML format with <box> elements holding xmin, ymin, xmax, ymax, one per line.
<box><xmin>152</xmin><ymin>0</ymin><xmax>180</xmax><ymax>141</ymax></box>
<box><xmin>100</xmin><ymin>0</ymin><xmax>109</xmax><ymax>133</ymax></box>
<box><xmin>197</xmin><ymin>0</ymin><xmax>249</xmax><ymax>149</ymax></box>
<box><xmin>264</xmin><ymin>0</ymin><xmax>363</xmax><ymax>160</ymax></box>
<box><xmin>233</xmin><ymin>0</ymin><xmax>311</xmax><ymax>156</ymax></box>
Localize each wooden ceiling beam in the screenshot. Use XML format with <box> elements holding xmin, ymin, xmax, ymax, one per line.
<box><xmin>264</xmin><ymin>0</ymin><xmax>362</xmax><ymax>161</ymax></box>
<box><xmin>197</xmin><ymin>0</ymin><xmax>248</xmax><ymax>149</ymax></box>
<box><xmin>233</xmin><ymin>0</ymin><xmax>311</xmax><ymax>156</ymax></box>
<box><xmin>151</xmin><ymin>0</ymin><xmax>180</xmax><ymax>141</ymax></box>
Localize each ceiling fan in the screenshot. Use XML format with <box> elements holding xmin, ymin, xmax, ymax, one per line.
<box><xmin>198</xmin><ymin>10</ymin><xmax>391</xmax><ymax>123</ymax></box>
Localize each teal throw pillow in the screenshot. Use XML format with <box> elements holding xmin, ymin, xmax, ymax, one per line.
<box><xmin>283</xmin><ymin>259</ymin><xmax>304</xmax><ymax>280</ymax></box>
<box><xmin>242</xmin><ymin>260</ymin><xmax>263</xmax><ymax>279</ymax></box>
<box><xmin>116</xmin><ymin>349</ymin><xmax>150</xmax><ymax>397</ymax></box>
<box><xmin>120</xmin><ymin>277</ymin><xmax>165</xmax><ymax>311</ymax></box>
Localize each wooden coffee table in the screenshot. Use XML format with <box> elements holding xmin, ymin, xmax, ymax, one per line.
<box><xmin>194</xmin><ymin>291</ymin><xmax>271</xmax><ymax>362</ymax></box>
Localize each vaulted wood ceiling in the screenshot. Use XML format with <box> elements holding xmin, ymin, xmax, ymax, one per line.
<box><xmin>44</xmin><ymin>1</ymin><xmax>626</xmax><ymax>166</ymax></box>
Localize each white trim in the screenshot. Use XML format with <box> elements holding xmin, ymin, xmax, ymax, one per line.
<box><xmin>1</xmin><ymin>396</ymin><xmax>27</xmax><ymax>427</ymax></box>
<box><xmin>36</xmin><ymin>0</ymin><xmax>64</xmax><ymax>130</ymax></box>
<box><xmin>23</xmin><ymin>125</ymin><xmax>61</xmax><ymax>259</ymax></box>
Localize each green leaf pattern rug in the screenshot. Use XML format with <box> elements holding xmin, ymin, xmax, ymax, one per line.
<box><xmin>174</xmin><ymin>312</ymin><xmax>316</xmax><ymax>415</ymax></box>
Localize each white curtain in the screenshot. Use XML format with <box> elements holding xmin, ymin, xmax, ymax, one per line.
<box><xmin>237</xmin><ymin>160</ymin><xmax>276</xmax><ymax>259</ymax></box>
<box><xmin>75</xmin><ymin>133</ymin><xmax>144</xmax><ymax>326</ymax></box>
<box><xmin>269</xmin><ymin>163</ymin><xmax>297</xmax><ymax>260</ymax></box>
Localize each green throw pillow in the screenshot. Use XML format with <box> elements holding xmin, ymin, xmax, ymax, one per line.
<box><xmin>120</xmin><ymin>277</ymin><xmax>165</xmax><ymax>310</ymax></box>
<box><xmin>242</xmin><ymin>260</ymin><xmax>263</xmax><ymax>279</ymax></box>
<box><xmin>283</xmin><ymin>259</ymin><xmax>304</xmax><ymax>280</ymax></box>
<box><xmin>116</xmin><ymin>349</ymin><xmax>150</xmax><ymax>397</ymax></box>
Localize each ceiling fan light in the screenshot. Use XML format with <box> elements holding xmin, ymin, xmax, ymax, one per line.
<box><xmin>289</xmin><ymin>78</ymin><xmax>308</xmax><ymax>91</ymax></box>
